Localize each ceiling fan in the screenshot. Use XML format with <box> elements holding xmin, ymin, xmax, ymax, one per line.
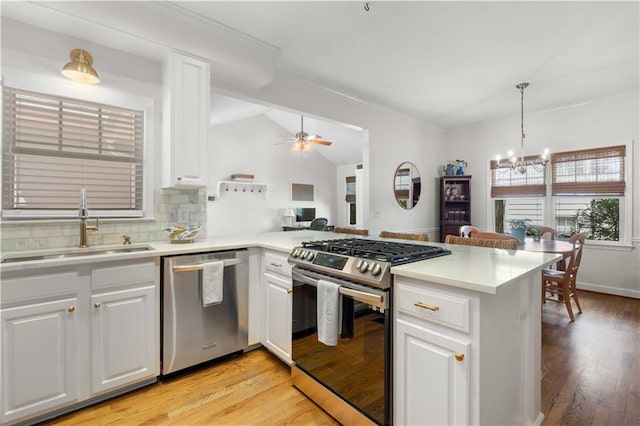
<box><xmin>285</xmin><ymin>116</ymin><xmax>333</xmax><ymax>154</ymax></box>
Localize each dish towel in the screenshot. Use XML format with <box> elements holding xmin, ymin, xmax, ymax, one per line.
<box><xmin>201</xmin><ymin>260</ymin><xmax>224</xmax><ymax>307</ymax></box>
<box><xmin>317</xmin><ymin>279</ymin><xmax>341</xmax><ymax>346</ymax></box>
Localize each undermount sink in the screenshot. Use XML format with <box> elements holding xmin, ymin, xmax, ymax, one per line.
<box><xmin>1</xmin><ymin>245</ymin><xmax>153</xmax><ymax>264</ymax></box>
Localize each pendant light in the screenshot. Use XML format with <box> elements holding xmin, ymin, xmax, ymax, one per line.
<box><xmin>496</xmin><ymin>82</ymin><xmax>548</xmax><ymax>174</ymax></box>
<box><xmin>61</xmin><ymin>49</ymin><xmax>100</xmax><ymax>84</ymax></box>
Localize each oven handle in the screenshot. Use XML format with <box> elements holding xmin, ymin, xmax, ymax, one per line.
<box><xmin>172</xmin><ymin>258</ymin><xmax>241</xmax><ymax>272</ymax></box>
<box><xmin>292</xmin><ymin>269</ymin><xmax>387</xmax><ymax>308</ymax></box>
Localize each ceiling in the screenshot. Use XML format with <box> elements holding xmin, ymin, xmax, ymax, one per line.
<box><xmin>209</xmin><ymin>93</ymin><xmax>363</xmax><ymax>165</ymax></box>
<box><xmin>170</xmin><ymin>1</ymin><xmax>639</xmax><ymax>128</ymax></box>
<box><xmin>2</xmin><ymin>1</ymin><xmax>637</xmax><ymax>165</ymax></box>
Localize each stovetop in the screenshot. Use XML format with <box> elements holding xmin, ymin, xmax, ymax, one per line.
<box><xmin>300</xmin><ymin>238</ymin><xmax>451</xmax><ymax>265</ymax></box>
<box><xmin>289</xmin><ymin>238</ymin><xmax>451</xmax><ymax>289</ymax></box>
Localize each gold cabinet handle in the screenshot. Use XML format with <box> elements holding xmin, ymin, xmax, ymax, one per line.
<box><xmin>455</xmin><ymin>353</ymin><xmax>464</xmax><ymax>362</ymax></box>
<box><xmin>287</xmin><ymin>289</ymin><xmax>293</xmax><ymax>294</ymax></box>
<box><xmin>67</xmin><ymin>306</ymin><xmax>76</xmax><ymax>313</ymax></box>
<box><xmin>270</xmin><ymin>262</ymin><xmax>282</xmax><ymax>267</ymax></box>
<box><xmin>414</xmin><ymin>302</ymin><xmax>439</xmax><ymax>312</ymax></box>
<box><xmin>94</xmin><ymin>303</ymin><xmax>101</xmax><ymax>308</ymax></box>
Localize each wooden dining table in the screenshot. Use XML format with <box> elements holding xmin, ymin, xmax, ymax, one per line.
<box><xmin>519</xmin><ymin>237</ymin><xmax>575</xmax><ymax>270</ymax></box>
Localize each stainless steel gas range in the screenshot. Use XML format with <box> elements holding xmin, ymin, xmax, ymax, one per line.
<box><xmin>288</xmin><ymin>238</ymin><xmax>451</xmax><ymax>425</ymax></box>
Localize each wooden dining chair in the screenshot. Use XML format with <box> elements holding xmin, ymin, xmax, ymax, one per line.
<box><xmin>541</xmin><ymin>232</ymin><xmax>586</xmax><ymax>321</ymax></box>
<box><xmin>470</xmin><ymin>231</ymin><xmax>521</xmax><ymax>244</ymax></box>
<box><xmin>445</xmin><ymin>235</ymin><xmax>519</xmax><ymax>250</ymax></box>
<box><xmin>379</xmin><ymin>231</ymin><xmax>428</xmax><ymax>241</ymax></box>
<box><xmin>458</xmin><ymin>225</ymin><xmax>479</xmax><ymax>238</ymax></box>
<box><xmin>333</xmin><ymin>226</ymin><xmax>369</xmax><ymax>236</ymax></box>
<box><xmin>528</xmin><ymin>225</ymin><xmax>557</xmax><ymax>240</ymax></box>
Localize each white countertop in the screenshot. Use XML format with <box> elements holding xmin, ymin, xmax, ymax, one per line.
<box><xmin>391</xmin><ymin>244</ymin><xmax>561</xmax><ymax>294</ymax></box>
<box><xmin>1</xmin><ymin>231</ymin><xmax>560</xmax><ymax>294</ymax></box>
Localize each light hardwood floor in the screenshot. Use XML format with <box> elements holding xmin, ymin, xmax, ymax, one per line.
<box><xmin>43</xmin><ymin>291</ymin><xmax>638</xmax><ymax>425</ymax></box>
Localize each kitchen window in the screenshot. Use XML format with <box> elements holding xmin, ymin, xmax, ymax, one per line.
<box><xmin>2</xmin><ymin>87</ymin><xmax>144</xmax><ymax>218</ymax></box>
<box><xmin>491</xmin><ymin>144</ymin><xmax>630</xmax><ymax>244</ymax></box>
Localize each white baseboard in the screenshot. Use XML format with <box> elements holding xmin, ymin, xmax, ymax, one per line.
<box><xmin>577</xmin><ymin>281</ymin><xmax>640</xmax><ymax>299</ymax></box>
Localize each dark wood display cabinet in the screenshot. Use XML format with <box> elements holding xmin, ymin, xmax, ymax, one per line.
<box><xmin>440</xmin><ymin>175</ymin><xmax>472</xmax><ymax>242</ymax></box>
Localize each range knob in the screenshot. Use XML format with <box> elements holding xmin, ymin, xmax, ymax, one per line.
<box><xmin>291</xmin><ymin>249</ymin><xmax>300</xmax><ymax>258</ymax></box>
<box><xmin>299</xmin><ymin>250</ymin><xmax>307</xmax><ymax>259</ymax></box>
<box><xmin>370</xmin><ymin>263</ymin><xmax>382</xmax><ymax>276</ymax></box>
<box><xmin>305</xmin><ymin>251</ymin><xmax>315</xmax><ymax>261</ymax></box>
<box><xmin>357</xmin><ymin>260</ymin><xmax>369</xmax><ymax>273</ymax></box>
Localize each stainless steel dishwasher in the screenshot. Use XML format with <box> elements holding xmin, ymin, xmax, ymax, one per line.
<box><xmin>161</xmin><ymin>249</ymin><xmax>249</xmax><ymax>375</ymax></box>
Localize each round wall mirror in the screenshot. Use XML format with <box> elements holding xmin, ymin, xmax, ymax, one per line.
<box><xmin>393</xmin><ymin>162</ymin><xmax>421</xmax><ymax>209</ymax></box>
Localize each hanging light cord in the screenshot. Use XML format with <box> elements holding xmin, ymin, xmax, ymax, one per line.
<box><xmin>518</xmin><ymin>82</ymin><xmax>528</xmax><ymax>166</ymax></box>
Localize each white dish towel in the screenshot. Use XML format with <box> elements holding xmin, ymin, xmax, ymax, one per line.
<box><xmin>317</xmin><ymin>279</ymin><xmax>341</xmax><ymax>346</ymax></box>
<box><xmin>201</xmin><ymin>260</ymin><xmax>224</xmax><ymax>307</ymax></box>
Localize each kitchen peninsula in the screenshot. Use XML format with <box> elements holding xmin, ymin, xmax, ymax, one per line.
<box><xmin>1</xmin><ymin>231</ymin><xmax>558</xmax><ymax>425</ymax></box>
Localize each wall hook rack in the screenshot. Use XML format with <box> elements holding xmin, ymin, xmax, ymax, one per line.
<box><xmin>216</xmin><ymin>181</ymin><xmax>272</xmax><ymax>200</ymax></box>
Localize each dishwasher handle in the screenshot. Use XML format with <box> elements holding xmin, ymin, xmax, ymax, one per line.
<box><xmin>172</xmin><ymin>258</ymin><xmax>241</xmax><ymax>272</ymax></box>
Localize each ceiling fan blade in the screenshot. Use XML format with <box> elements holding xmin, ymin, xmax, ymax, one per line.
<box><xmin>311</xmin><ymin>140</ymin><xmax>332</xmax><ymax>146</ymax></box>
<box><xmin>306</xmin><ymin>134</ymin><xmax>322</xmax><ymax>140</ymax></box>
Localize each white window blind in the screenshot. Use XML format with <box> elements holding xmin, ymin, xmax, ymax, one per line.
<box><xmin>504</xmin><ymin>198</ymin><xmax>545</xmax><ymax>228</ymax></box>
<box><xmin>2</xmin><ymin>87</ymin><xmax>144</xmax><ymax>217</ymax></box>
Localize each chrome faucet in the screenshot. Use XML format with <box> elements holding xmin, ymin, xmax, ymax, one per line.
<box><xmin>79</xmin><ymin>188</ymin><xmax>99</xmax><ymax>248</ymax></box>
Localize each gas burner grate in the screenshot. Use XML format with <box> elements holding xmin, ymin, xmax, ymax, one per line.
<box><xmin>301</xmin><ymin>238</ymin><xmax>451</xmax><ymax>265</ymax></box>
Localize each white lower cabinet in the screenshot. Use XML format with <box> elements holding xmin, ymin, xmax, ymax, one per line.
<box><xmin>395</xmin><ymin>274</ymin><xmax>542</xmax><ymax>425</ymax></box>
<box><xmin>264</xmin><ymin>272</ymin><xmax>292</xmax><ymax>362</ymax></box>
<box><xmin>1</xmin><ymin>298</ymin><xmax>79</xmax><ymax>424</ymax></box>
<box><xmin>395</xmin><ymin>318</ymin><xmax>470</xmax><ymax>425</ymax></box>
<box><xmin>0</xmin><ymin>258</ymin><xmax>159</xmax><ymax>425</ymax></box>
<box><xmin>394</xmin><ymin>279</ymin><xmax>471</xmax><ymax>426</ymax></box>
<box><xmin>261</xmin><ymin>250</ymin><xmax>293</xmax><ymax>364</ymax></box>
<box><xmin>91</xmin><ymin>285</ymin><xmax>156</xmax><ymax>394</ymax></box>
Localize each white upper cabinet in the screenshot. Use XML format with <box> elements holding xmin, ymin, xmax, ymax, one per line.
<box><xmin>162</xmin><ymin>51</ymin><xmax>210</xmax><ymax>188</ymax></box>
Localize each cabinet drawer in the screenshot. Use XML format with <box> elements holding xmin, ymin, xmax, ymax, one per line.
<box><xmin>396</xmin><ymin>283</ymin><xmax>470</xmax><ymax>332</ymax></box>
<box><xmin>264</xmin><ymin>252</ymin><xmax>291</xmax><ymax>277</ymax></box>
<box><xmin>92</xmin><ymin>260</ymin><xmax>156</xmax><ymax>291</ymax></box>
<box><xmin>1</xmin><ymin>271</ymin><xmax>79</xmax><ymax>306</ymax></box>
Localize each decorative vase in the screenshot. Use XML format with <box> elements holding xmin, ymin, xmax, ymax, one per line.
<box><xmin>455</xmin><ymin>159</ymin><xmax>468</xmax><ymax>175</ymax></box>
<box><xmin>510</xmin><ymin>228</ymin><xmax>526</xmax><ymax>244</ymax></box>
<box><xmin>442</xmin><ymin>163</ymin><xmax>455</xmax><ymax>176</ymax></box>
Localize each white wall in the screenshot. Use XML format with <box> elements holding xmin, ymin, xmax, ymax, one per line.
<box><xmin>206</xmin><ymin>115</ymin><xmax>336</xmax><ymax>236</ymax></box>
<box><xmin>218</xmin><ymin>70</ymin><xmax>447</xmax><ymax>239</ymax></box>
<box><xmin>446</xmin><ymin>92</ymin><xmax>640</xmax><ymax>298</ymax></box>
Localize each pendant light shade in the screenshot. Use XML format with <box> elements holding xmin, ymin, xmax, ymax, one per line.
<box><xmin>61</xmin><ymin>49</ymin><xmax>100</xmax><ymax>84</ymax></box>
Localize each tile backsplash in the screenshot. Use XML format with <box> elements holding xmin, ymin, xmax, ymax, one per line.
<box><xmin>0</xmin><ymin>188</ymin><xmax>207</xmax><ymax>252</ymax></box>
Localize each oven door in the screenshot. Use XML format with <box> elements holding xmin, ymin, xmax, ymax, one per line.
<box><xmin>291</xmin><ymin>267</ymin><xmax>391</xmax><ymax>425</ymax></box>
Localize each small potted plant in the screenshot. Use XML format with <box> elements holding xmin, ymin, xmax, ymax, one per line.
<box><xmin>506</xmin><ymin>218</ymin><xmax>532</xmax><ymax>243</ymax></box>
<box><xmin>528</xmin><ymin>226</ymin><xmax>542</xmax><ymax>242</ymax></box>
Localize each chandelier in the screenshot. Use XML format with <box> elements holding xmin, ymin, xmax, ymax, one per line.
<box><xmin>496</xmin><ymin>82</ymin><xmax>549</xmax><ymax>174</ymax></box>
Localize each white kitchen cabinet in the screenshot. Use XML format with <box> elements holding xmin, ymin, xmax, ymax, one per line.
<box><xmin>91</xmin><ymin>285</ymin><xmax>157</xmax><ymax>395</ymax></box>
<box><xmin>395</xmin><ymin>272</ymin><xmax>543</xmax><ymax>426</ymax></box>
<box><xmin>1</xmin><ymin>297</ymin><xmax>79</xmax><ymax>424</ymax></box>
<box><xmin>162</xmin><ymin>51</ymin><xmax>210</xmax><ymax>187</ymax></box>
<box><xmin>395</xmin><ymin>279</ymin><xmax>471</xmax><ymax>426</ymax></box>
<box><xmin>261</xmin><ymin>250</ymin><xmax>292</xmax><ymax>364</ymax></box>
<box><xmin>395</xmin><ymin>318</ymin><xmax>469</xmax><ymax>425</ymax></box>
<box><xmin>0</xmin><ymin>258</ymin><xmax>159</xmax><ymax>425</ymax></box>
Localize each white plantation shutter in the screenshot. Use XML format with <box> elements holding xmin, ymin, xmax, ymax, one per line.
<box><xmin>2</xmin><ymin>87</ymin><xmax>143</xmax><ymax>217</ymax></box>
